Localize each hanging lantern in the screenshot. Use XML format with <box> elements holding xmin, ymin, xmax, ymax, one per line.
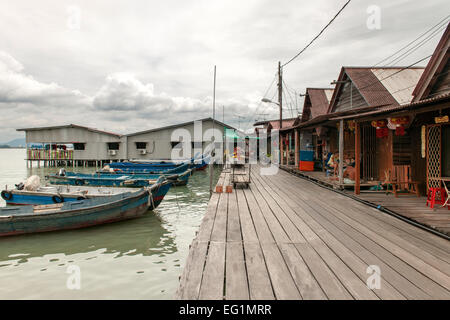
<box><xmin>376</xmin><ymin>127</ymin><xmax>389</xmax><ymax>138</ymax></box>
<box><xmin>372</xmin><ymin>120</ymin><xmax>388</xmax><ymax>138</ymax></box>
<box><xmin>395</xmin><ymin>126</ymin><xmax>405</xmax><ymax>136</ymax></box>
<box><xmin>371</xmin><ymin>120</ymin><xmax>387</xmax><ymax>128</ymax></box>
<box><xmin>390</xmin><ymin>116</ymin><xmax>409</xmax><ymax>125</ymax></box>
<box><xmin>391</xmin><ymin>116</ymin><xmax>409</xmax><ymax>136</ymax></box>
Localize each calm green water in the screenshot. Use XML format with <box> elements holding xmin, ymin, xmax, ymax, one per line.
<box><xmin>0</xmin><ymin>149</ymin><xmax>220</xmax><ymax>299</ymax></box>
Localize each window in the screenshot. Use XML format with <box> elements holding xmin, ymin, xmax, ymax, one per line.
<box><xmin>107</xmin><ymin>142</ymin><xmax>120</xmax><ymax>150</ymax></box>
<box><xmin>136</xmin><ymin>142</ymin><xmax>147</xmax><ymax>149</ymax></box>
<box><xmin>73</xmin><ymin>143</ymin><xmax>85</xmax><ymax>151</ymax></box>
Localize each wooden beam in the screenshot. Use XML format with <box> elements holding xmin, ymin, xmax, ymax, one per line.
<box><xmin>280</xmin><ymin>133</ymin><xmax>285</xmax><ymax>165</ymax></box>
<box><xmin>355</xmin><ymin>122</ymin><xmax>361</xmax><ymax>195</ymax></box>
<box><xmin>339</xmin><ymin>119</ymin><xmax>344</xmax><ymax>185</ymax></box>
<box><xmin>294</xmin><ymin>130</ymin><xmax>299</xmax><ymax>166</ymax></box>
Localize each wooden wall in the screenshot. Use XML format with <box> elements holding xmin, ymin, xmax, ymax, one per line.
<box><xmin>376</xmin><ymin>130</ymin><xmax>393</xmax><ymax>182</ymax></box>
<box><xmin>410</xmin><ymin>113</ymin><xmax>432</xmax><ymax>195</ymax></box>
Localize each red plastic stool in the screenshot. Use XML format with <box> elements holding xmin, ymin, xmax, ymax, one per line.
<box><xmin>426</xmin><ymin>188</ymin><xmax>446</xmax><ymax>209</ymax></box>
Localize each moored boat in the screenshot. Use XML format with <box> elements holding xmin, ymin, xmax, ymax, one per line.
<box><xmin>110</xmin><ymin>155</ymin><xmax>210</xmax><ymax>171</ymax></box>
<box><xmin>1</xmin><ymin>178</ymin><xmax>172</xmax><ymax>209</ymax></box>
<box><xmin>0</xmin><ymin>188</ymin><xmax>152</xmax><ymax>237</ymax></box>
<box><xmin>100</xmin><ymin>162</ymin><xmax>191</xmax><ymax>174</ymax></box>
<box><xmin>47</xmin><ymin>169</ymin><xmax>192</xmax><ymax>187</ymax></box>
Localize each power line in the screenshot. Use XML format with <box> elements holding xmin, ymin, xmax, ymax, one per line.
<box><xmin>243</xmin><ymin>74</ymin><xmax>278</xmax><ymax>130</ymax></box>
<box><xmin>334</xmin><ymin>17</ymin><xmax>449</xmax><ymax>106</ymax></box>
<box><xmin>282</xmin><ymin>0</ymin><xmax>351</xmax><ymax>68</ymax></box>
<box><xmin>333</xmin><ymin>54</ymin><xmax>433</xmax><ymax>110</ymax></box>
<box><xmin>375</xmin><ymin>15</ymin><xmax>449</xmax><ymax>67</ymax></box>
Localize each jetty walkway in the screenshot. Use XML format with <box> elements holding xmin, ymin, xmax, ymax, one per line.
<box><xmin>176</xmin><ymin>165</ymin><xmax>450</xmax><ymax>300</ymax></box>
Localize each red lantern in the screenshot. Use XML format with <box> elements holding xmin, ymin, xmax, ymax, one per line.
<box><xmin>390</xmin><ymin>116</ymin><xmax>409</xmax><ymax>125</ymax></box>
<box><xmin>371</xmin><ymin>120</ymin><xmax>387</xmax><ymax>128</ymax></box>
<box><xmin>395</xmin><ymin>126</ymin><xmax>405</xmax><ymax>136</ymax></box>
<box><xmin>376</xmin><ymin>127</ymin><xmax>389</xmax><ymax>138</ymax></box>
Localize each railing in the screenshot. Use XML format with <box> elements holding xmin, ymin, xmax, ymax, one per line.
<box><xmin>27</xmin><ymin>149</ymin><xmax>73</xmax><ymax>160</ymax></box>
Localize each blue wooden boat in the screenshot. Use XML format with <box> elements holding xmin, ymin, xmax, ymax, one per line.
<box><xmin>1</xmin><ymin>179</ymin><xmax>172</xmax><ymax>209</ymax></box>
<box><xmin>0</xmin><ymin>189</ymin><xmax>152</xmax><ymax>237</ymax></box>
<box><xmin>47</xmin><ymin>169</ymin><xmax>192</xmax><ymax>187</ymax></box>
<box><xmin>109</xmin><ymin>155</ymin><xmax>210</xmax><ymax>171</ymax></box>
<box><xmin>101</xmin><ymin>162</ymin><xmax>191</xmax><ymax>174</ymax></box>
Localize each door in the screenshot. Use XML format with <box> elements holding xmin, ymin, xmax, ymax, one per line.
<box><xmin>426</xmin><ymin>125</ymin><xmax>442</xmax><ymax>190</ymax></box>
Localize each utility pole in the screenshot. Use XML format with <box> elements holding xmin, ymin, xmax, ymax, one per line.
<box><xmin>209</xmin><ymin>66</ymin><xmax>216</xmax><ymax>198</ymax></box>
<box><xmin>278</xmin><ymin>61</ymin><xmax>283</xmax><ymax>129</ymax></box>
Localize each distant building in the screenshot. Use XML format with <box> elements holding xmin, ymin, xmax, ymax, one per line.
<box><xmin>17</xmin><ymin>118</ymin><xmax>236</xmax><ymax>166</ymax></box>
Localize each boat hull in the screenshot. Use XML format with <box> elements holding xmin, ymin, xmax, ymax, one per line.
<box><xmin>4</xmin><ymin>182</ymin><xmax>172</xmax><ymax>209</ymax></box>
<box><xmin>0</xmin><ymin>190</ymin><xmax>151</xmax><ymax>237</ymax></box>
<box><xmin>48</xmin><ymin>169</ymin><xmax>192</xmax><ymax>187</ymax></box>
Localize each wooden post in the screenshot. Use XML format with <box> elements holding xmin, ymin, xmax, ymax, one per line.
<box><xmin>280</xmin><ymin>133</ymin><xmax>285</xmax><ymax>165</ymax></box>
<box><xmin>355</xmin><ymin>122</ymin><xmax>360</xmax><ymax>195</ymax></box>
<box><xmin>26</xmin><ymin>143</ymin><xmax>29</xmax><ymax>168</ymax></box>
<box><xmin>339</xmin><ymin>119</ymin><xmax>344</xmax><ymax>185</ymax></box>
<box><xmin>286</xmin><ymin>133</ymin><xmax>290</xmax><ymax>165</ymax></box>
<box><xmin>294</xmin><ymin>129</ymin><xmax>299</xmax><ymax>167</ymax></box>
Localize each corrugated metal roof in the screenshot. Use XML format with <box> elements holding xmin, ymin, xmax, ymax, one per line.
<box><xmin>269</xmin><ymin>118</ymin><xmax>298</xmax><ymax>130</ymax></box>
<box><xmin>127</xmin><ymin>117</ymin><xmax>236</xmax><ymax>137</ymax></box>
<box><xmin>308</xmin><ymin>88</ymin><xmax>334</xmax><ymax>119</ymax></box>
<box><xmin>412</xmin><ymin>23</ymin><xmax>450</xmax><ymax>101</ymax></box>
<box><xmin>371</xmin><ymin>68</ymin><xmax>424</xmax><ymax>104</ymax></box>
<box><xmin>346</xmin><ymin>67</ymin><xmax>400</xmax><ymax>107</ymax></box>
<box><xmin>253</xmin><ymin>117</ymin><xmax>298</xmax><ymax>127</ymax></box>
<box><xmin>328</xmin><ymin>66</ymin><xmax>425</xmax><ymax>113</ymax></box>
<box><xmin>331</xmin><ymin>92</ymin><xmax>450</xmax><ymax>120</ymax></box>
<box><xmin>16</xmin><ymin>124</ymin><xmax>122</xmax><ymax>137</ymax></box>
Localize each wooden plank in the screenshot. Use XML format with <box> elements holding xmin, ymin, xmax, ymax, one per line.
<box><xmin>279</xmin><ymin>243</ymin><xmax>327</xmax><ymax>300</ymax></box>
<box><xmin>249</xmin><ymin>181</ymin><xmax>291</xmax><ymax>244</ymax></box>
<box><xmin>274</xmin><ymin>168</ymin><xmax>450</xmax><ymax>274</ymax></box>
<box><xmin>244</xmin><ymin>243</ymin><xmax>275</xmax><ymax>300</ymax></box>
<box><xmin>294</xmin><ymin>242</ymin><xmax>353</xmax><ymax>300</ymax></box>
<box><xmin>242</xmin><ymin>189</ymin><xmax>275</xmax><ymax>243</ymax></box>
<box><xmin>225</xmin><ymin>242</ymin><xmax>249</xmax><ymax>299</ymax></box>
<box><xmin>252</xmin><ymin>172</ymin><xmax>381</xmax><ymax>300</ymax></box>
<box><xmin>196</xmin><ymin>193</ymin><xmax>220</xmax><ymax>241</ymax></box>
<box><xmin>260</xmin><ymin>242</ymin><xmax>301</xmax><ymax>300</ymax></box>
<box><xmin>210</xmin><ymin>193</ymin><xmax>228</xmax><ymax>242</ymax></box>
<box><xmin>262</xmin><ymin>172</ymin><xmax>431</xmax><ymax>299</ymax></box>
<box><xmin>227</xmin><ymin>191</ymin><xmax>242</xmax><ymax>242</ymax></box>
<box><xmin>264</xmin><ymin>170</ymin><xmax>446</xmax><ymax>294</ymax></box>
<box><xmin>236</xmin><ymin>190</ymin><xmax>259</xmax><ymax>243</ymax></box>
<box><xmin>256</xmin><ymin>168</ymin><xmax>447</xmax><ymax>298</ymax></box>
<box><xmin>251</xmin><ymin>177</ymin><xmax>306</xmax><ymax>243</ymax></box>
<box><xmin>199</xmin><ymin>241</ymin><xmax>226</xmax><ymax>300</ymax></box>
<box><xmin>176</xmin><ymin>240</ymin><xmax>209</xmax><ymax>299</ymax></box>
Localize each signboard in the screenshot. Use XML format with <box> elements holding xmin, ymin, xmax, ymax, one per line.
<box><xmin>435</xmin><ymin>115</ymin><xmax>449</xmax><ymax>124</ymax></box>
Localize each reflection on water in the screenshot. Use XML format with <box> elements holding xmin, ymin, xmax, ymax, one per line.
<box><xmin>0</xmin><ymin>149</ymin><xmax>220</xmax><ymax>299</ymax></box>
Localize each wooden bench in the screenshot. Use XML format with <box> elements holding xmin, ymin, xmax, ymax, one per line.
<box><xmin>384</xmin><ymin>165</ymin><xmax>420</xmax><ymax>197</ymax></box>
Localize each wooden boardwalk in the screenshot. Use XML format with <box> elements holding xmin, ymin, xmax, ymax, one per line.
<box><xmin>280</xmin><ymin>165</ymin><xmax>450</xmax><ymax>236</ymax></box>
<box><xmin>176</xmin><ymin>165</ymin><xmax>450</xmax><ymax>300</ymax></box>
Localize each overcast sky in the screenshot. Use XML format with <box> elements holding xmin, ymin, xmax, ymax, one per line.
<box><xmin>0</xmin><ymin>0</ymin><xmax>448</xmax><ymax>142</ymax></box>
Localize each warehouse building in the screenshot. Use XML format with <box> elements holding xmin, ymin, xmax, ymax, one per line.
<box><xmin>17</xmin><ymin>118</ymin><xmax>235</xmax><ymax>167</ymax></box>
